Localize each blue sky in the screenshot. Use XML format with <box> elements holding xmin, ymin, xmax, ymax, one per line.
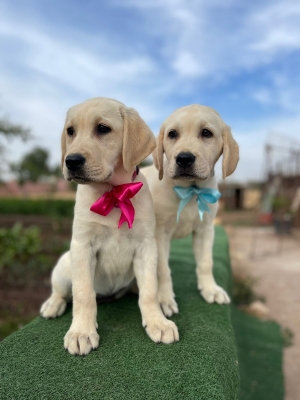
<box><xmin>1</xmin><ymin>0</ymin><xmax>300</xmax><ymax>182</ymax></box>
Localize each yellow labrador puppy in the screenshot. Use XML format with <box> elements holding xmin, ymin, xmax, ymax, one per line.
<box><xmin>143</xmin><ymin>104</ymin><xmax>239</xmax><ymax>317</ymax></box>
<box><xmin>40</xmin><ymin>98</ymin><xmax>179</xmax><ymax>355</ymax></box>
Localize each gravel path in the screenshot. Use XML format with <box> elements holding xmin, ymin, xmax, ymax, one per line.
<box><xmin>226</xmin><ymin>226</ymin><xmax>300</xmax><ymax>400</ymax></box>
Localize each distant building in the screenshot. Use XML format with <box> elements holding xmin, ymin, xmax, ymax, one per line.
<box><xmin>219</xmin><ymin>183</ymin><xmax>262</xmax><ymax>210</ymax></box>
<box><xmin>219</xmin><ymin>183</ymin><xmax>244</xmax><ymax>210</ymax></box>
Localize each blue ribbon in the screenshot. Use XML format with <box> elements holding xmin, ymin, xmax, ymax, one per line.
<box><xmin>173</xmin><ymin>185</ymin><xmax>221</xmax><ymax>222</ymax></box>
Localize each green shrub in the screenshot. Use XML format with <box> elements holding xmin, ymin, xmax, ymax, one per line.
<box><xmin>232</xmin><ymin>275</ymin><xmax>265</xmax><ymax>306</ymax></box>
<box><xmin>0</xmin><ymin>198</ymin><xmax>75</xmax><ymax>217</ymax></box>
<box><xmin>0</xmin><ymin>224</ymin><xmax>53</xmax><ymax>283</ymax></box>
<box><xmin>272</xmin><ymin>196</ymin><xmax>290</xmax><ymax>212</ymax></box>
<box><xmin>0</xmin><ymin>223</ymin><xmax>40</xmax><ymax>270</ymax></box>
<box><xmin>0</xmin><ymin>309</ymin><xmax>32</xmax><ymax>341</ymax></box>
<box><xmin>282</xmin><ymin>327</ymin><xmax>294</xmax><ymax>347</ymax></box>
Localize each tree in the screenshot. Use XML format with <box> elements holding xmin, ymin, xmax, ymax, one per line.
<box><xmin>0</xmin><ymin>118</ymin><xmax>30</xmax><ymax>142</ymax></box>
<box><xmin>0</xmin><ymin>116</ymin><xmax>31</xmax><ymax>180</ymax></box>
<box><xmin>10</xmin><ymin>147</ymin><xmax>51</xmax><ymax>184</ymax></box>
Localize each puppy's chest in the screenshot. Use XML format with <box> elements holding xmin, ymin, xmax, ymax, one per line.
<box><xmin>92</xmin><ymin>231</ymin><xmax>136</xmax><ymax>295</ymax></box>
<box><xmin>94</xmin><ymin>232</ymin><xmax>135</xmax><ymax>265</ymax></box>
<box><xmin>172</xmin><ymin>199</ymin><xmax>200</xmax><ymax>238</ymax></box>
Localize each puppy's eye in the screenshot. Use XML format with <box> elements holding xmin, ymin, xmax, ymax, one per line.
<box><xmin>168</xmin><ymin>130</ymin><xmax>178</xmax><ymax>139</ymax></box>
<box><xmin>202</xmin><ymin>129</ymin><xmax>213</xmax><ymax>138</ymax></box>
<box><xmin>67</xmin><ymin>127</ymin><xmax>74</xmax><ymax>136</ymax></box>
<box><xmin>97</xmin><ymin>124</ymin><xmax>111</xmax><ymax>135</ymax></box>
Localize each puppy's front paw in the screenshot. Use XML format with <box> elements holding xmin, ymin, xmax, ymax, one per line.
<box><xmin>158</xmin><ymin>292</ymin><xmax>179</xmax><ymax>317</ymax></box>
<box><xmin>64</xmin><ymin>328</ymin><xmax>99</xmax><ymax>355</ymax></box>
<box><xmin>144</xmin><ymin>318</ymin><xmax>179</xmax><ymax>344</ymax></box>
<box><xmin>158</xmin><ymin>284</ymin><xmax>179</xmax><ymax>317</ymax></box>
<box><xmin>40</xmin><ymin>296</ymin><xmax>67</xmax><ymax>319</ymax></box>
<box><xmin>199</xmin><ymin>284</ymin><xmax>231</xmax><ymax>304</ymax></box>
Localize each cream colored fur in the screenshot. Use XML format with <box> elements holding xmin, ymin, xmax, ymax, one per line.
<box><xmin>143</xmin><ymin>104</ymin><xmax>239</xmax><ymax>316</ymax></box>
<box><xmin>40</xmin><ymin>97</ymin><xmax>179</xmax><ymax>355</ymax></box>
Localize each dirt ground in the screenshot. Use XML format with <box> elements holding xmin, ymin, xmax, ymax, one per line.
<box><xmin>225</xmin><ymin>225</ymin><xmax>300</xmax><ymax>400</ymax></box>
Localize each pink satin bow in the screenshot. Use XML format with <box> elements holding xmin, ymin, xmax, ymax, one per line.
<box><xmin>90</xmin><ymin>182</ymin><xmax>143</xmax><ymax>229</ymax></box>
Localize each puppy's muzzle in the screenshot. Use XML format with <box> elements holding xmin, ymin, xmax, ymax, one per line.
<box><xmin>176</xmin><ymin>152</ymin><xmax>195</xmax><ymax>168</ymax></box>
<box><xmin>65</xmin><ymin>154</ymin><xmax>86</xmax><ymax>171</ymax></box>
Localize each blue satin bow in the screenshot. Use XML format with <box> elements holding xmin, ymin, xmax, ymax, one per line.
<box><xmin>173</xmin><ymin>185</ymin><xmax>221</xmax><ymax>222</ymax></box>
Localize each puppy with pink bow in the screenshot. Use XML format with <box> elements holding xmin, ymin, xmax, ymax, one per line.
<box><xmin>40</xmin><ymin>98</ymin><xmax>179</xmax><ymax>355</ymax></box>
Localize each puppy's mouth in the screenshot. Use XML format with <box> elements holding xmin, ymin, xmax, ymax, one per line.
<box><xmin>172</xmin><ymin>173</ymin><xmax>208</xmax><ymax>181</ymax></box>
<box><xmin>70</xmin><ymin>176</ymin><xmax>89</xmax><ymax>184</ymax></box>
<box><xmin>67</xmin><ymin>171</ymin><xmax>113</xmax><ymax>184</ymax></box>
<box><xmin>172</xmin><ymin>166</ymin><xmax>209</xmax><ymax>180</ymax></box>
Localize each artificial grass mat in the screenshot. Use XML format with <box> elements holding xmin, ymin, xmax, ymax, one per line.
<box><xmin>232</xmin><ymin>307</ymin><xmax>284</xmax><ymax>400</ymax></box>
<box><xmin>0</xmin><ymin>226</ymin><xmax>283</xmax><ymax>399</ymax></box>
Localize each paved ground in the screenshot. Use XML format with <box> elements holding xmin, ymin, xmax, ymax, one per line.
<box><xmin>225</xmin><ymin>226</ymin><xmax>300</xmax><ymax>400</ymax></box>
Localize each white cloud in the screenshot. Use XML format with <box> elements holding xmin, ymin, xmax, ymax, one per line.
<box><xmin>251</xmin><ymin>88</ymin><xmax>273</xmax><ymax>105</ymax></box>
<box><xmin>122</xmin><ymin>0</ymin><xmax>300</xmax><ymax>82</ymax></box>
<box><xmin>172</xmin><ymin>52</ymin><xmax>203</xmax><ymax>77</ymax></box>
<box><xmin>249</xmin><ymin>2</ymin><xmax>300</xmax><ymax>54</ymax></box>
<box><xmin>0</xmin><ymin>20</ymin><xmax>157</xmax><ymax>94</ymax></box>
<box><xmin>0</xmin><ymin>9</ymin><xmax>164</xmax><ymax>169</ymax></box>
<box><xmin>1</xmin><ymin>0</ymin><xmax>300</xmax><ymax>183</ymax></box>
<box><xmin>225</xmin><ymin>114</ymin><xmax>300</xmax><ymax>183</ymax></box>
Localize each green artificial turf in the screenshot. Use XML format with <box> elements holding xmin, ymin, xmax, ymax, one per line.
<box><xmin>232</xmin><ymin>307</ymin><xmax>284</xmax><ymax>400</ymax></box>
<box><xmin>0</xmin><ymin>226</ymin><xmax>283</xmax><ymax>400</ymax></box>
<box><xmin>0</xmin><ymin>226</ymin><xmax>239</xmax><ymax>400</ymax></box>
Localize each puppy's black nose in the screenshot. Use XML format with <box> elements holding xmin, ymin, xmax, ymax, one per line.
<box><xmin>65</xmin><ymin>154</ymin><xmax>86</xmax><ymax>171</ymax></box>
<box><xmin>176</xmin><ymin>152</ymin><xmax>196</xmax><ymax>168</ymax></box>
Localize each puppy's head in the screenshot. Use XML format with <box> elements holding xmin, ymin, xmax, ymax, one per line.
<box><xmin>61</xmin><ymin>97</ymin><xmax>156</xmax><ymax>184</ymax></box>
<box><xmin>153</xmin><ymin>104</ymin><xmax>239</xmax><ymax>181</ymax></box>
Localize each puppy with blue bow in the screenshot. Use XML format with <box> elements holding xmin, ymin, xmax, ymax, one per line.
<box><xmin>143</xmin><ymin>104</ymin><xmax>239</xmax><ymax>317</ymax></box>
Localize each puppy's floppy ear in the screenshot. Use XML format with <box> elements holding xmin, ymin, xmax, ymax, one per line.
<box><xmin>61</xmin><ymin>129</ymin><xmax>66</xmax><ymax>169</ymax></box>
<box><xmin>152</xmin><ymin>125</ymin><xmax>164</xmax><ymax>180</ymax></box>
<box><xmin>120</xmin><ymin>106</ymin><xmax>156</xmax><ymax>172</ymax></box>
<box><xmin>222</xmin><ymin>124</ymin><xmax>239</xmax><ymax>179</ymax></box>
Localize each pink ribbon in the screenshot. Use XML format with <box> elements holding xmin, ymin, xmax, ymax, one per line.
<box><xmin>90</xmin><ymin>182</ymin><xmax>143</xmax><ymax>229</ymax></box>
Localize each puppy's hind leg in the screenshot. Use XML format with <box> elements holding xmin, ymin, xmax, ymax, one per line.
<box><xmin>193</xmin><ymin>224</ymin><xmax>230</xmax><ymax>305</ymax></box>
<box><xmin>40</xmin><ymin>252</ymin><xmax>72</xmax><ymax>319</ymax></box>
